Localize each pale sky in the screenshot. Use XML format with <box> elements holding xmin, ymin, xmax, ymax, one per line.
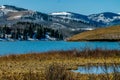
<box><xmin>0</xmin><ymin>0</ymin><xmax>120</xmax><ymax>15</ymax></box>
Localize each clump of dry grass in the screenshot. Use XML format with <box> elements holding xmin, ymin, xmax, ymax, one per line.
<box><xmin>45</xmin><ymin>63</ymin><xmax>76</xmax><ymax>80</ymax></box>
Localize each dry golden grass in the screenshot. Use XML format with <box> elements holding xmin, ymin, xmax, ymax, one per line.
<box><xmin>68</xmin><ymin>25</ymin><xmax>120</xmax><ymax>41</ymax></box>
<box><xmin>0</xmin><ymin>49</ymin><xmax>119</xmax><ymax>80</ymax></box>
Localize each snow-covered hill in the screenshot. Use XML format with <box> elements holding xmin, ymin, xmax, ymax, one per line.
<box><xmin>88</xmin><ymin>12</ymin><xmax>120</xmax><ymax>26</ymax></box>
<box><xmin>0</xmin><ymin>5</ymin><xmax>27</xmax><ymax>16</ymax></box>
<box><xmin>50</xmin><ymin>12</ymin><xmax>89</xmax><ymax>23</ymax></box>
<box><xmin>51</xmin><ymin>12</ymin><xmax>120</xmax><ymax>26</ymax></box>
<box><xmin>0</xmin><ymin>5</ymin><xmax>49</xmax><ymax>21</ymax></box>
<box><xmin>0</xmin><ymin>5</ymin><xmax>120</xmax><ymax>38</ymax></box>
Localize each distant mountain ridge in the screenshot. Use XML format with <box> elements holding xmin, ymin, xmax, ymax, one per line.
<box><xmin>0</xmin><ymin>5</ymin><xmax>120</xmax><ymax>27</ymax></box>
<box><xmin>51</xmin><ymin>12</ymin><xmax>120</xmax><ymax>26</ymax></box>
<box><xmin>0</xmin><ymin>5</ymin><xmax>120</xmax><ymax>38</ymax></box>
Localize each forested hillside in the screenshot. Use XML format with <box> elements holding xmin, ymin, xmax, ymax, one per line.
<box><xmin>0</xmin><ymin>22</ymin><xmax>63</xmax><ymax>41</ymax></box>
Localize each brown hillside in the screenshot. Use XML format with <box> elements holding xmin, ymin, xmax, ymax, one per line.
<box><xmin>68</xmin><ymin>25</ymin><xmax>120</xmax><ymax>41</ymax></box>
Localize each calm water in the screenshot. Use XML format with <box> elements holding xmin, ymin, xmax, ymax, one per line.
<box><xmin>0</xmin><ymin>41</ymin><xmax>120</xmax><ymax>55</ymax></box>
<box><xmin>72</xmin><ymin>65</ymin><xmax>120</xmax><ymax>74</ymax></box>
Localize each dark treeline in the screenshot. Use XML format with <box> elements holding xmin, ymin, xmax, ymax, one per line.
<box><xmin>0</xmin><ymin>22</ymin><xmax>63</xmax><ymax>41</ymax></box>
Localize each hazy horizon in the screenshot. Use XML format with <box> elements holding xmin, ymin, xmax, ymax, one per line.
<box><xmin>0</xmin><ymin>0</ymin><xmax>120</xmax><ymax>15</ymax></box>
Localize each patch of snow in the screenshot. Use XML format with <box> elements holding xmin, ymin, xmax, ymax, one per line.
<box><xmin>84</xmin><ymin>28</ymin><xmax>94</xmax><ymax>30</ymax></box>
<box><xmin>0</xmin><ymin>5</ymin><xmax>6</xmax><ymax>9</ymax></box>
<box><xmin>118</xmin><ymin>13</ymin><xmax>120</xmax><ymax>15</ymax></box>
<box><xmin>3</xmin><ymin>9</ymin><xmax>18</xmax><ymax>13</ymax></box>
<box><xmin>28</xmin><ymin>38</ymin><xmax>37</xmax><ymax>41</ymax></box>
<box><xmin>45</xmin><ymin>34</ymin><xmax>56</xmax><ymax>41</ymax></box>
<box><xmin>51</xmin><ymin>12</ymin><xmax>71</xmax><ymax>16</ymax></box>
<box><xmin>70</xmin><ymin>28</ymin><xmax>94</xmax><ymax>31</ymax></box>
<box><xmin>12</xmin><ymin>15</ymin><xmax>22</xmax><ymax>19</ymax></box>
<box><xmin>113</xmin><ymin>16</ymin><xmax>120</xmax><ymax>19</ymax></box>
<box><xmin>71</xmin><ymin>28</ymin><xmax>76</xmax><ymax>31</ymax></box>
<box><xmin>80</xmin><ymin>28</ymin><xmax>95</xmax><ymax>31</ymax></box>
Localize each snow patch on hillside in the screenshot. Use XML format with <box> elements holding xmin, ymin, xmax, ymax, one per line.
<box><xmin>0</xmin><ymin>5</ymin><xmax>18</xmax><ymax>14</ymax></box>
<box><xmin>0</xmin><ymin>5</ymin><xmax>6</xmax><ymax>9</ymax></box>
<box><xmin>12</xmin><ymin>15</ymin><xmax>22</xmax><ymax>19</ymax></box>
<box><xmin>51</xmin><ymin>12</ymin><xmax>71</xmax><ymax>15</ymax></box>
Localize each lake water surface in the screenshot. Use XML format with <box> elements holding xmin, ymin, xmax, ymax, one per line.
<box><xmin>72</xmin><ymin>65</ymin><xmax>120</xmax><ymax>74</ymax></box>
<box><xmin>0</xmin><ymin>41</ymin><xmax>120</xmax><ymax>55</ymax></box>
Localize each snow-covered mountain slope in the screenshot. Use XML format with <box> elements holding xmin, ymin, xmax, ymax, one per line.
<box><xmin>0</xmin><ymin>5</ymin><xmax>49</xmax><ymax>21</ymax></box>
<box><xmin>0</xmin><ymin>5</ymin><xmax>28</xmax><ymax>16</ymax></box>
<box><xmin>51</xmin><ymin>12</ymin><xmax>120</xmax><ymax>26</ymax></box>
<box><xmin>50</xmin><ymin>12</ymin><xmax>89</xmax><ymax>23</ymax></box>
<box><xmin>0</xmin><ymin>5</ymin><xmax>27</xmax><ymax>12</ymax></box>
<box><xmin>88</xmin><ymin>12</ymin><xmax>120</xmax><ymax>26</ymax></box>
<box><xmin>0</xmin><ymin>5</ymin><xmax>120</xmax><ymax>27</ymax></box>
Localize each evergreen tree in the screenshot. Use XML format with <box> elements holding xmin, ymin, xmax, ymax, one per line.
<box><xmin>28</xmin><ymin>25</ymin><xmax>34</xmax><ymax>38</ymax></box>
<box><xmin>23</xmin><ymin>29</ymin><xmax>28</xmax><ymax>40</ymax></box>
<box><xmin>36</xmin><ymin>28</ymin><xmax>42</xmax><ymax>39</ymax></box>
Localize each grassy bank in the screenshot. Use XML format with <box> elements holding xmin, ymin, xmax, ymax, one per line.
<box><xmin>68</xmin><ymin>25</ymin><xmax>120</xmax><ymax>41</ymax></box>
<box><xmin>0</xmin><ymin>49</ymin><xmax>120</xmax><ymax>80</ymax></box>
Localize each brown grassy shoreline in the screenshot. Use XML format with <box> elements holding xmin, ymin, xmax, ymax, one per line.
<box><xmin>68</xmin><ymin>25</ymin><xmax>120</xmax><ymax>41</ymax></box>
<box><xmin>0</xmin><ymin>49</ymin><xmax>120</xmax><ymax>80</ymax></box>
<box><xmin>68</xmin><ymin>39</ymin><xmax>120</xmax><ymax>42</ymax></box>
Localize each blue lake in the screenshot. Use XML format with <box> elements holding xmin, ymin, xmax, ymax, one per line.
<box><xmin>72</xmin><ymin>65</ymin><xmax>120</xmax><ymax>74</ymax></box>
<box><xmin>0</xmin><ymin>41</ymin><xmax>120</xmax><ymax>55</ymax></box>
